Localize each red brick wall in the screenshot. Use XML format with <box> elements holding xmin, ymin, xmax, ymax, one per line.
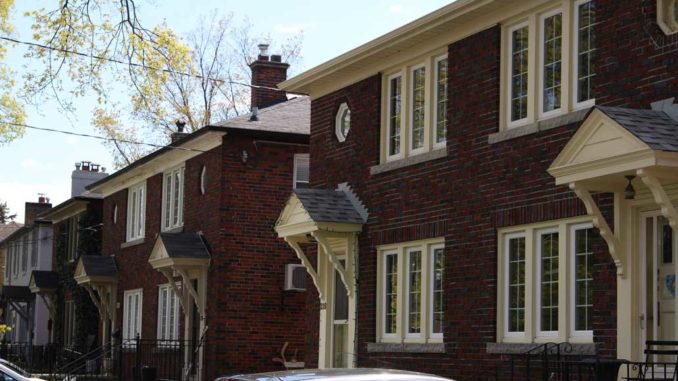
<box><xmin>303</xmin><ymin>0</ymin><xmax>677</xmax><ymax>373</ymax></box>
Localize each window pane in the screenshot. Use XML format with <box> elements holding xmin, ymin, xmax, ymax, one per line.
<box><xmin>511</xmin><ymin>26</ymin><xmax>529</xmax><ymax>122</ymax></box>
<box><xmin>574</xmin><ymin>227</ymin><xmax>594</xmax><ymax>331</ymax></box>
<box><xmin>542</xmin><ymin>13</ymin><xmax>562</xmax><ymax>113</ymax></box>
<box><xmin>137</xmin><ymin>187</ymin><xmax>144</xmax><ymax>237</ymax></box>
<box><xmin>508</xmin><ymin>237</ymin><xmax>526</xmax><ymax>332</ymax></box>
<box><xmin>341</xmin><ymin>109</ymin><xmax>351</xmax><ymax>137</ymax></box>
<box><xmin>130</xmin><ymin>189</ymin><xmax>137</xmax><ymax>238</ymax></box>
<box><xmin>436</xmin><ymin>59</ymin><xmax>448</xmax><ymax>144</ymax></box>
<box><xmin>432</xmin><ymin>247</ymin><xmax>444</xmax><ymax>334</ymax></box>
<box><xmin>165</xmin><ymin>175</ymin><xmax>172</xmax><ymax>228</ymax></box>
<box><xmin>389</xmin><ymin>77</ymin><xmax>402</xmax><ymax>156</ymax></box>
<box><xmin>411</xmin><ymin>67</ymin><xmax>426</xmax><ymax>150</ymax></box>
<box><xmin>540</xmin><ymin>232</ymin><xmax>559</xmax><ymax>332</ymax></box>
<box><xmin>408</xmin><ymin>250</ymin><xmax>422</xmax><ymax>333</ymax></box>
<box><xmin>577</xmin><ymin>1</ymin><xmax>596</xmax><ymax>102</ymax></box>
<box><xmin>384</xmin><ymin>254</ymin><xmax>398</xmax><ymax>334</ymax></box>
<box><xmin>173</xmin><ymin>171</ymin><xmax>181</xmax><ymax>226</ymax></box>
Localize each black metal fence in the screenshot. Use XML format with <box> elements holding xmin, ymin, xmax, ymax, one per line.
<box><xmin>116</xmin><ymin>337</ymin><xmax>202</xmax><ymax>381</ymax></box>
<box><xmin>0</xmin><ymin>341</ymin><xmax>84</xmax><ymax>375</ymax></box>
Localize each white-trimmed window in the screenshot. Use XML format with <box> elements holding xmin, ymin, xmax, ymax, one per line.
<box><xmin>498</xmin><ymin>218</ymin><xmax>594</xmax><ymax>343</ymax></box>
<box><xmin>126</xmin><ymin>182</ymin><xmax>146</xmax><ymax>241</ymax></box>
<box><xmin>123</xmin><ymin>289</ymin><xmax>143</xmax><ymax>342</ymax></box>
<box><xmin>382</xmin><ymin>52</ymin><xmax>448</xmax><ymax>163</ymax></box>
<box><xmin>335</xmin><ymin>103</ymin><xmax>351</xmax><ymax>142</ymax></box>
<box><xmin>67</xmin><ymin>216</ymin><xmax>79</xmax><ymax>262</ymax></box>
<box><xmin>162</xmin><ymin>166</ymin><xmax>185</xmax><ymax>231</ymax></box>
<box><xmin>503</xmin><ymin>0</ymin><xmax>596</xmax><ymax>129</ymax></box>
<box><xmin>377</xmin><ymin>239</ymin><xmax>445</xmax><ymax>343</ymax></box>
<box><xmin>293</xmin><ymin>154</ymin><xmax>310</xmax><ymax>189</ymax></box>
<box><xmin>157</xmin><ymin>284</ymin><xmax>180</xmax><ymax>342</ymax></box>
<box><xmin>64</xmin><ymin>300</ymin><xmax>76</xmax><ymax>347</ymax></box>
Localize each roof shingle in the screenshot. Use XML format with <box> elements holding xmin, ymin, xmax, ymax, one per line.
<box><xmin>597</xmin><ymin>106</ymin><xmax>678</xmax><ymax>152</ymax></box>
<box><xmin>294</xmin><ymin>189</ymin><xmax>365</xmax><ymax>224</ymax></box>
<box><xmin>159</xmin><ymin>233</ymin><xmax>211</xmax><ymax>259</ymax></box>
<box><xmin>214</xmin><ymin>97</ymin><xmax>309</xmax><ymax>135</ymax></box>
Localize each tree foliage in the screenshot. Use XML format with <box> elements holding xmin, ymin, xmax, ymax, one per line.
<box><xmin>0</xmin><ymin>0</ymin><xmax>27</xmax><ymax>145</ymax></box>
<box><xmin>20</xmin><ymin>1</ymin><xmax>303</xmax><ymax>167</ymax></box>
<box><xmin>0</xmin><ymin>199</ymin><xmax>16</xmax><ymax>223</ymax></box>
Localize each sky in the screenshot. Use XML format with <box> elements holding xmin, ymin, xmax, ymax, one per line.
<box><xmin>0</xmin><ymin>0</ymin><xmax>453</xmax><ymax>223</ymax></box>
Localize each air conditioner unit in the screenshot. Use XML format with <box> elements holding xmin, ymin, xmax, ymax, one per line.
<box><xmin>284</xmin><ymin>264</ymin><xmax>307</xmax><ymax>291</ymax></box>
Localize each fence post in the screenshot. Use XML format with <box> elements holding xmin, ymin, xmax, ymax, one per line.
<box><xmin>135</xmin><ymin>334</ymin><xmax>142</xmax><ymax>381</ymax></box>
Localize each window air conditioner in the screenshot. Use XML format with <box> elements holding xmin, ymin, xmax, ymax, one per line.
<box><xmin>284</xmin><ymin>264</ymin><xmax>307</xmax><ymax>291</ymax></box>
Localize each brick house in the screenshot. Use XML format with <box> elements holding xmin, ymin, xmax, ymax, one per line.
<box><xmin>2</xmin><ymin>198</ymin><xmax>53</xmax><ymax>345</ymax></box>
<box><xmin>79</xmin><ymin>51</ymin><xmax>310</xmax><ymax>380</ymax></box>
<box><xmin>274</xmin><ymin>0</ymin><xmax>678</xmax><ymax>378</ymax></box>
<box><xmin>38</xmin><ymin>161</ymin><xmax>107</xmax><ymax>350</ymax></box>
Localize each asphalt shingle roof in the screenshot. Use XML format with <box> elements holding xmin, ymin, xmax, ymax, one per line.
<box><xmin>31</xmin><ymin>270</ymin><xmax>60</xmax><ymax>289</ymax></box>
<box><xmin>160</xmin><ymin>233</ymin><xmax>211</xmax><ymax>259</ymax></box>
<box><xmin>597</xmin><ymin>106</ymin><xmax>678</xmax><ymax>152</ymax></box>
<box><xmin>0</xmin><ymin>222</ymin><xmax>22</xmax><ymax>243</ymax></box>
<box><xmin>214</xmin><ymin>96</ymin><xmax>310</xmax><ymax>135</ymax></box>
<box><xmin>81</xmin><ymin>255</ymin><xmax>118</xmax><ymax>277</ymax></box>
<box><xmin>294</xmin><ymin>189</ymin><xmax>365</xmax><ymax>224</ymax></box>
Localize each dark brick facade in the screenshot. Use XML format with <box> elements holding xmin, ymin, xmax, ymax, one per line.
<box><xmin>303</xmin><ymin>0</ymin><xmax>676</xmax><ymax>379</ymax></box>
<box><xmin>100</xmin><ymin>134</ymin><xmax>308</xmax><ymax>379</ymax></box>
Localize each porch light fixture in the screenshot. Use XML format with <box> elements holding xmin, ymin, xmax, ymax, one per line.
<box><xmin>624</xmin><ymin>175</ymin><xmax>636</xmax><ymax>200</ymax></box>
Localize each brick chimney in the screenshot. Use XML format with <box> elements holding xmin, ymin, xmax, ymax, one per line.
<box><xmin>25</xmin><ymin>197</ymin><xmax>52</xmax><ymax>226</ymax></box>
<box><xmin>171</xmin><ymin>120</ymin><xmax>189</xmax><ymax>143</ymax></box>
<box><xmin>71</xmin><ymin>160</ymin><xmax>109</xmax><ymax>197</ymax></box>
<box><xmin>249</xmin><ymin>43</ymin><xmax>289</xmax><ymax>110</ymax></box>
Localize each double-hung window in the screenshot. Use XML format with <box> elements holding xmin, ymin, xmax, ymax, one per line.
<box><xmin>498</xmin><ymin>219</ymin><xmax>594</xmax><ymax>343</ymax></box>
<box><xmin>123</xmin><ymin>289</ymin><xmax>143</xmax><ymax>343</ymax></box>
<box><xmin>157</xmin><ymin>284</ymin><xmax>180</xmax><ymax>342</ymax></box>
<box><xmin>126</xmin><ymin>182</ymin><xmax>146</xmax><ymax>241</ymax></box>
<box><xmin>377</xmin><ymin>239</ymin><xmax>444</xmax><ymax>343</ymax></box>
<box><xmin>383</xmin><ymin>53</ymin><xmax>448</xmax><ymax>163</ymax></box>
<box><xmin>503</xmin><ymin>0</ymin><xmax>596</xmax><ymax>129</ymax></box>
<box><xmin>64</xmin><ymin>300</ymin><xmax>76</xmax><ymax>347</ymax></box>
<box><xmin>162</xmin><ymin>166</ymin><xmax>184</xmax><ymax>231</ymax></box>
<box><xmin>67</xmin><ymin>216</ymin><xmax>79</xmax><ymax>262</ymax></box>
<box><xmin>293</xmin><ymin>154</ymin><xmax>310</xmax><ymax>189</ymax></box>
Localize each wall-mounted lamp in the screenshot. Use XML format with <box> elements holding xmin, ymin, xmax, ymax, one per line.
<box><xmin>241</xmin><ymin>150</ymin><xmax>249</xmax><ymax>164</ymax></box>
<box><xmin>624</xmin><ymin>175</ymin><xmax>636</xmax><ymax>200</ymax></box>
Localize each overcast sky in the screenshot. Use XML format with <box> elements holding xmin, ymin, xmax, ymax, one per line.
<box><xmin>0</xmin><ymin>0</ymin><xmax>452</xmax><ymax>223</ymax></box>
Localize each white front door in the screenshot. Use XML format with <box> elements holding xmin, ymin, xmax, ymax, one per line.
<box><xmin>641</xmin><ymin>213</ymin><xmax>677</xmax><ymax>360</ymax></box>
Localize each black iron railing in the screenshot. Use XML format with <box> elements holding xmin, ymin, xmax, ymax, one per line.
<box><xmin>0</xmin><ymin>341</ymin><xmax>84</xmax><ymax>374</ymax></box>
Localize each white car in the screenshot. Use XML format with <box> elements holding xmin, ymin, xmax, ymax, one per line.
<box><xmin>0</xmin><ymin>359</ymin><xmax>45</xmax><ymax>381</ymax></box>
<box><xmin>215</xmin><ymin>368</ymin><xmax>455</xmax><ymax>381</ymax></box>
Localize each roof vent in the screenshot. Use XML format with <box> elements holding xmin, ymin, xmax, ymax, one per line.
<box><xmin>249</xmin><ymin>107</ymin><xmax>259</xmax><ymax>122</ymax></box>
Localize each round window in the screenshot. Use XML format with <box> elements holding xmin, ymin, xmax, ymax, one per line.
<box><xmin>335</xmin><ymin>102</ymin><xmax>351</xmax><ymax>142</ymax></box>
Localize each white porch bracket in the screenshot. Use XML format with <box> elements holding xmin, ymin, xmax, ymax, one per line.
<box><xmin>83</xmin><ymin>284</ymin><xmax>104</xmax><ymax>317</ymax></box>
<box><xmin>93</xmin><ymin>284</ymin><xmax>115</xmax><ymax>321</ymax></box>
<box><xmin>312</xmin><ymin>232</ymin><xmax>354</xmax><ymax>296</ymax></box>
<box><xmin>284</xmin><ymin>237</ymin><xmax>325</xmax><ymax>303</ymax></box>
<box><xmin>39</xmin><ymin>294</ymin><xmax>56</xmax><ymax>319</ymax></box>
<box><xmin>176</xmin><ymin>268</ymin><xmax>205</xmax><ymax>319</ymax></box>
<box><xmin>159</xmin><ymin>268</ymin><xmax>187</xmax><ymax>313</ymax></box>
<box><xmin>638</xmin><ymin>169</ymin><xmax>678</xmax><ymax>229</ymax></box>
<box><xmin>8</xmin><ymin>301</ymin><xmax>29</xmax><ymax>321</ymax></box>
<box><xmin>570</xmin><ymin>182</ymin><xmax>625</xmax><ymax>277</ymax></box>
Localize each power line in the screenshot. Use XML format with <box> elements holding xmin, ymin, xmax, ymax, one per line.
<box><xmin>1</xmin><ymin>121</ymin><xmax>213</xmax><ymax>154</ymax></box>
<box><xmin>0</xmin><ymin>35</ymin><xmax>301</xmax><ymax>94</ymax></box>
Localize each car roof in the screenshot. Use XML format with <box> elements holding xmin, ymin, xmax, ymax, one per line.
<box><xmin>223</xmin><ymin>368</ymin><xmax>453</xmax><ymax>381</ymax></box>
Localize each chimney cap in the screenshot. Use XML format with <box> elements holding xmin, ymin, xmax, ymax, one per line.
<box><xmin>258</xmin><ymin>43</ymin><xmax>270</xmax><ymax>57</ymax></box>
<box><xmin>176</xmin><ymin>120</ymin><xmax>186</xmax><ymax>133</ymax></box>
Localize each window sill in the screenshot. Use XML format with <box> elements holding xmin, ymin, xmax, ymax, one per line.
<box><xmin>367</xmin><ymin>342</ymin><xmax>445</xmax><ymax>353</ymax></box>
<box><xmin>121</xmin><ymin>238</ymin><xmax>145</xmax><ymax>249</ymax></box>
<box><xmin>370</xmin><ymin>148</ymin><xmax>447</xmax><ymax>176</ymax></box>
<box><xmin>161</xmin><ymin>226</ymin><xmax>184</xmax><ymax>234</ymax></box>
<box><xmin>486</xmin><ymin>342</ymin><xmax>596</xmax><ymax>355</ymax></box>
<box><xmin>489</xmin><ymin>108</ymin><xmax>591</xmax><ymax>144</ymax></box>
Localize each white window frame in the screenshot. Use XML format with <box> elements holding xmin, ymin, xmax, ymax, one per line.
<box><xmin>126</xmin><ymin>182</ymin><xmax>146</xmax><ymax>242</ymax></box>
<box><xmin>502</xmin><ymin>0</ymin><xmax>596</xmax><ymax>130</ymax></box>
<box><xmin>162</xmin><ymin>166</ymin><xmax>185</xmax><ymax>232</ymax></box>
<box><xmin>536</xmin><ymin>227</ymin><xmax>560</xmax><ymax>337</ymax></box>
<box><xmin>405</xmin><ymin>247</ymin><xmax>424</xmax><ymax>340</ymax></box>
<box><xmin>200</xmin><ymin>165</ymin><xmax>207</xmax><ymax>195</ymax></box>
<box><xmin>506</xmin><ymin>21</ymin><xmax>531</xmax><ymax>128</ymax></box>
<box><xmin>157</xmin><ymin>284</ymin><xmax>180</xmax><ymax>342</ymax></box>
<box><xmin>429</xmin><ymin>243</ymin><xmax>445</xmax><ymax>340</ymax></box>
<box><xmin>409</xmin><ymin>63</ymin><xmax>428</xmax><ymax>156</ymax></box>
<box><xmin>503</xmin><ymin>232</ymin><xmax>527</xmax><ymax>340</ymax></box>
<box><xmin>570</xmin><ymin>222</ymin><xmax>594</xmax><ymax>337</ymax></box>
<box><xmin>573</xmin><ymin>0</ymin><xmax>596</xmax><ymax>109</ymax></box>
<box><xmin>433</xmin><ymin>55</ymin><xmax>448</xmax><ymax>150</ymax></box>
<box><xmin>123</xmin><ymin>289</ymin><xmax>143</xmax><ymax>343</ymax></box>
<box><xmin>293</xmin><ymin>154</ymin><xmax>310</xmax><ymax>189</ymax></box>
<box><xmin>386</xmin><ymin>72</ymin><xmax>404</xmax><ymax>162</ymax></box>
<box><xmin>377</xmin><ymin>238</ymin><xmax>444</xmax><ymax>344</ymax></box>
<box><xmin>497</xmin><ymin>217</ymin><xmax>594</xmax><ymax>344</ymax></box>
<box><xmin>538</xmin><ymin>9</ymin><xmax>564</xmax><ymax>119</ymax></box>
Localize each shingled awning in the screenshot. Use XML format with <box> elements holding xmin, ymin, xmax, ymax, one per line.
<box><xmin>549</xmin><ymin>103</ymin><xmax>678</xmax><ymax>277</ymax></box>
<box><xmin>74</xmin><ymin>255</ymin><xmax>118</xmax><ymax>284</ymax></box>
<box><xmin>29</xmin><ymin>271</ymin><xmax>59</xmax><ymax>294</ymax></box>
